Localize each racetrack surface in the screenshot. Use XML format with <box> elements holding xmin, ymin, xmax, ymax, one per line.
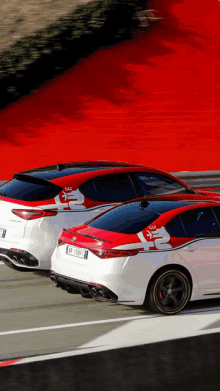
<box><xmin>2</xmin><ymin>262</ymin><xmax>220</xmax><ymax>362</ymax></box>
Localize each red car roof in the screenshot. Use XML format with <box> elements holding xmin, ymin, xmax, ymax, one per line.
<box><xmin>18</xmin><ymin>161</ymin><xmax>193</xmax><ymax>191</ymax></box>
<box><xmin>49</xmin><ymin>166</ymin><xmax>194</xmax><ymax>190</ymax></box>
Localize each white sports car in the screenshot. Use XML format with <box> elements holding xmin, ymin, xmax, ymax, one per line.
<box><xmin>51</xmin><ymin>197</ymin><xmax>220</xmax><ymax>315</ymax></box>
<box><xmin>0</xmin><ymin>160</ymin><xmax>219</xmax><ymax>270</ymax></box>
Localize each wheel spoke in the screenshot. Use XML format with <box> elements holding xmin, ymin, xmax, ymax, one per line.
<box><xmin>169</xmin><ymin>293</ymin><xmax>178</xmax><ymax>305</ymax></box>
<box><xmin>169</xmin><ymin>276</ymin><xmax>175</xmax><ymax>288</ymax></box>
<box><xmin>159</xmin><ymin>281</ymin><xmax>167</xmax><ymax>292</ymax></box>
<box><xmin>161</xmin><ymin>296</ymin><xmax>169</xmax><ymax>306</ymax></box>
<box><xmin>172</xmin><ymin>287</ymin><xmax>183</xmax><ymax>293</ymax></box>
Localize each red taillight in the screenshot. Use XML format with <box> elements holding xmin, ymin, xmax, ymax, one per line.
<box><xmin>57</xmin><ymin>238</ymin><xmax>65</xmax><ymax>246</ymax></box>
<box><xmin>12</xmin><ymin>209</ymin><xmax>58</xmax><ymax>220</ymax></box>
<box><xmin>89</xmin><ymin>248</ymin><xmax>144</xmax><ymax>259</ymax></box>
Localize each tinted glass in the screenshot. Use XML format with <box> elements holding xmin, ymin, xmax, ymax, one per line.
<box><xmin>87</xmin><ymin>201</ymin><xmax>196</xmax><ymax>234</ymax></box>
<box><xmin>80</xmin><ymin>174</ymin><xmax>136</xmax><ymax>202</ymax></box>
<box><xmin>212</xmin><ymin>207</ymin><xmax>220</xmax><ymax>224</ymax></box>
<box><xmin>25</xmin><ymin>166</ymin><xmax>121</xmax><ymax>180</ymax></box>
<box><xmin>0</xmin><ymin>179</ymin><xmax>61</xmax><ymax>201</ymax></box>
<box><xmin>166</xmin><ymin>216</ymin><xmax>186</xmax><ymax>237</ymax></box>
<box><xmin>131</xmin><ymin>173</ymin><xmax>190</xmax><ymax>196</ymax></box>
<box><xmin>180</xmin><ymin>208</ymin><xmax>219</xmax><ymax>237</ymax></box>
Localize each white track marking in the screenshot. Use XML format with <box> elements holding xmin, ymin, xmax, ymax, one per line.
<box><xmin>2</xmin><ymin>323</ymin><xmax>220</xmax><ymax>367</ymax></box>
<box><xmin>0</xmin><ymin>315</ymin><xmax>158</xmax><ymax>336</ymax></box>
<box><xmin>1</xmin><ymin>304</ymin><xmax>220</xmax><ymax>337</ymax></box>
<box><xmin>0</xmin><ymin>261</ymin><xmax>4</xmax><ymax>265</ymax></box>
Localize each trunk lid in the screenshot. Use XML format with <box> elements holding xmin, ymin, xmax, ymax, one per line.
<box><xmin>59</xmin><ymin>224</ymin><xmax>141</xmax><ymax>250</ymax></box>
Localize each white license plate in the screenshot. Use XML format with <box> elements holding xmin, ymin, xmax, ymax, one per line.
<box><xmin>66</xmin><ymin>245</ymin><xmax>88</xmax><ymax>259</ymax></box>
<box><xmin>0</xmin><ymin>229</ymin><xmax>6</xmax><ymax>238</ymax></box>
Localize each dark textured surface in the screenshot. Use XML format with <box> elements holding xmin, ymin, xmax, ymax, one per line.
<box><xmin>1</xmin><ymin>332</ymin><xmax>220</xmax><ymax>390</ymax></box>
<box><xmin>0</xmin><ymin>0</ymin><xmax>149</xmax><ymax>109</ymax></box>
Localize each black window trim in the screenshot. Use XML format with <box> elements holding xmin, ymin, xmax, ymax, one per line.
<box><xmin>128</xmin><ymin>173</ymin><xmax>138</xmax><ymax>198</ymax></box>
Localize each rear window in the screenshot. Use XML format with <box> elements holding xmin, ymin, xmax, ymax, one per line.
<box><xmin>87</xmin><ymin>202</ymin><xmax>160</xmax><ymax>234</ymax></box>
<box><xmin>87</xmin><ymin>201</ymin><xmax>198</xmax><ymax>234</ymax></box>
<box><xmin>0</xmin><ymin>177</ymin><xmax>61</xmax><ymax>201</ymax></box>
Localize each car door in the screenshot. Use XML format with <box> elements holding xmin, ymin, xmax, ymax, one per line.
<box><xmin>79</xmin><ymin>173</ymin><xmax>137</xmax><ymax>218</ymax></box>
<box><xmin>176</xmin><ymin>207</ymin><xmax>220</xmax><ymax>289</ymax></box>
<box><xmin>129</xmin><ymin>172</ymin><xmax>192</xmax><ymax>196</ymax></box>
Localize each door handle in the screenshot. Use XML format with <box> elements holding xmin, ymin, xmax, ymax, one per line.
<box><xmin>182</xmin><ymin>246</ymin><xmax>196</xmax><ymax>252</ymax></box>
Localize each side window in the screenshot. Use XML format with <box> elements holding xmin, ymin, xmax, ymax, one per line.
<box><xmin>130</xmin><ymin>172</ymin><xmax>189</xmax><ymax>197</ymax></box>
<box><xmin>212</xmin><ymin>207</ymin><xmax>220</xmax><ymax>225</ymax></box>
<box><xmin>180</xmin><ymin>208</ymin><xmax>219</xmax><ymax>238</ymax></box>
<box><xmin>80</xmin><ymin>173</ymin><xmax>136</xmax><ymax>202</ymax></box>
<box><xmin>79</xmin><ymin>179</ymin><xmax>97</xmax><ymax>200</ymax></box>
<box><xmin>166</xmin><ymin>216</ymin><xmax>186</xmax><ymax>237</ymax></box>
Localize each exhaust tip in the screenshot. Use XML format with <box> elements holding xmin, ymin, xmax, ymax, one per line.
<box><xmin>99</xmin><ymin>290</ymin><xmax>110</xmax><ymax>299</ymax></box>
<box><xmin>50</xmin><ymin>275</ymin><xmax>59</xmax><ymax>287</ymax></box>
<box><xmin>91</xmin><ymin>287</ymin><xmax>97</xmax><ymax>296</ymax></box>
<box><xmin>12</xmin><ymin>255</ymin><xmax>18</xmax><ymax>263</ymax></box>
<box><xmin>19</xmin><ymin>258</ymin><xmax>29</xmax><ymax>266</ymax></box>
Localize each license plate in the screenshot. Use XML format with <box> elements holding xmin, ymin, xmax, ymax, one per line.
<box><xmin>66</xmin><ymin>245</ymin><xmax>88</xmax><ymax>259</ymax></box>
<box><xmin>0</xmin><ymin>229</ymin><xmax>6</xmax><ymax>238</ymax></box>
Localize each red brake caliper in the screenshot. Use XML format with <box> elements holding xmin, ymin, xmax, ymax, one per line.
<box><xmin>157</xmin><ymin>290</ymin><xmax>162</xmax><ymax>301</ymax></box>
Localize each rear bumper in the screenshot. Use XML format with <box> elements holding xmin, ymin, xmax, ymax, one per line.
<box><xmin>50</xmin><ymin>272</ymin><xmax>118</xmax><ymax>303</ymax></box>
<box><xmin>0</xmin><ymin>248</ymin><xmax>39</xmax><ymax>269</ymax></box>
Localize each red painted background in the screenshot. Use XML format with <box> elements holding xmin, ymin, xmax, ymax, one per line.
<box><xmin>0</xmin><ymin>0</ymin><xmax>219</xmax><ymax>179</ymax></box>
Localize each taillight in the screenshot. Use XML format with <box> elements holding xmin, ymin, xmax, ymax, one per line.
<box><xmin>89</xmin><ymin>248</ymin><xmax>144</xmax><ymax>259</ymax></box>
<box><xmin>57</xmin><ymin>238</ymin><xmax>65</xmax><ymax>246</ymax></box>
<box><xmin>12</xmin><ymin>209</ymin><xmax>58</xmax><ymax>220</ymax></box>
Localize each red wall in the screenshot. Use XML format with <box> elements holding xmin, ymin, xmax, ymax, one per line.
<box><xmin>0</xmin><ymin>0</ymin><xmax>220</xmax><ymax>179</ymax></box>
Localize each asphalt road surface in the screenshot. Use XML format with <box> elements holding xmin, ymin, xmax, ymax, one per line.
<box><xmin>2</xmin><ymin>262</ymin><xmax>220</xmax><ymax>362</ymax></box>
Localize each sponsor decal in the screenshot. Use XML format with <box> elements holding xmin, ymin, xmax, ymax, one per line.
<box><xmin>140</xmin><ymin>226</ymin><xmax>172</xmax><ymax>250</ymax></box>
<box><xmin>60</xmin><ymin>188</ymin><xmax>84</xmax><ymax>206</ymax></box>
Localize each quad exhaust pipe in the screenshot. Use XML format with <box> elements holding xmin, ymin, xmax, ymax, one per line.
<box><xmin>49</xmin><ymin>277</ymin><xmax>112</xmax><ymax>301</ymax></box>
<box><xmin>91</xmin><ymin>287</ymin><xmax>97</xmax><ymax>296</ymax></box>
<box><xmin>12</xmin><ymin>255</ymin><xmax>29</xmax><ymax>266</ymax></box>
<box><xmin>98</xmin><ymin>290</ymin><xmax>110</xmax><ymax>299</ymax></box>
<box><xmin>50</xmin><ymin>275</ymin><xmax>60</xmax><ymax>287</ymax></box>
<box><xmin>90</xmin><ymin>287</ymin><xmax>110</xmax><ymax>300</ymax></box>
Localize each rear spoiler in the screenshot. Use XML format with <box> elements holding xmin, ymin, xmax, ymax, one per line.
<box><xmin>14</xmin><ymin>174</ymin><xmax>62</xmax><ymax>190</ymax></box>
<box><xmin>62</xmin><ymin>229</ymin><xmax>111</xmax><ymax>243</ymax></box>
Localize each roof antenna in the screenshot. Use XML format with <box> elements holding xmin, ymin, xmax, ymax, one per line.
<box><xmin>57</xmin><ymin>164</ymin><xmax>65</xmax><ymax>171</ymax></box>
<box><xmin>139</xmin><ymin>200</ymin><xmax>149</xmax><ymax>210</ymax></box>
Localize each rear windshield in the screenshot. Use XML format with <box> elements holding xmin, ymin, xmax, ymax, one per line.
<box><xmin>0</xmin><ymin>177</ymin><xmax>61</xmax><ymax>201</ymax></box>
<box><xmin>87</xmin><ymin>201</ymin><xmax>197</xmax><ymax>234</ymax></box>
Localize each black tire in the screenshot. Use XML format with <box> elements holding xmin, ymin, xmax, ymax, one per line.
<box><xmin>147</xmin><ymin>269</ymin><xmax>191</xmax><ymax>315</ymax></box>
